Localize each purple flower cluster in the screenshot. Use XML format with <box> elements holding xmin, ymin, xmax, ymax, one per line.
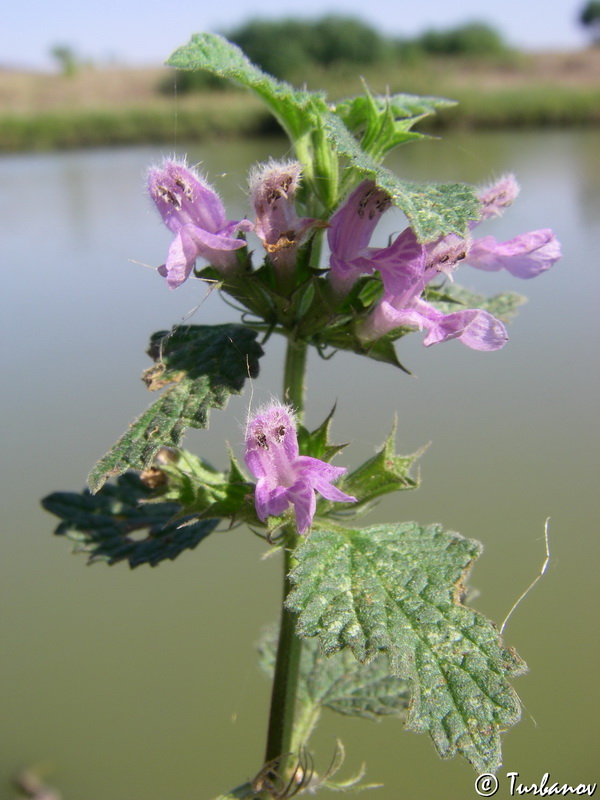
<box><xmin>328</xmin><ymin>175</ymin><xmax>561</xmax><ymax>351</ymax></box>
<box><xmin>244</xmin><ymin>404</ymin><xmax>356</xmax><ymax>534</ymax></box>
<box><xmin>147</xmin><ymin>160</ymin><xmax>560</xmax><ymax>354</ymax></box>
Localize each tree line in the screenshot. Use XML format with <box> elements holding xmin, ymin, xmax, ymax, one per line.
<box><xmin>171</xmin><ymin>16</ymin><xmax>510</xmax><ymax>91</ymax></box>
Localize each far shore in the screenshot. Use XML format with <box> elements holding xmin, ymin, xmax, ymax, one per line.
<box><xmin>1</xmin><ymin>49</ymin><xmax>598</xmax><ymax>151</ymax></box>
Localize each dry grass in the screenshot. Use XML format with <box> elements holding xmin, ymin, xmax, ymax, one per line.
<box><xmin>1</xmin><ymin>50</ymin><xmax>599</xmax><ymax>115</ymax></box>
<box><xmin>0</xmin><ymin>50</ymin><xmax>598</xmax><ymax>150</ymax></box>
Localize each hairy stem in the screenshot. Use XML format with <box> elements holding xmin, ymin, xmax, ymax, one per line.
<box><xmin>283</xmin><ymin>338</ymin><xmax>308</xmax><ymax>423</ymax></box>
<box><xmin>262</xmin><ymin>337</ymin><xmax>307</xmax><ymax>782</ymax></box>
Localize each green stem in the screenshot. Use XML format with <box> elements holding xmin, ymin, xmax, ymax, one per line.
<box><xmin>262</xmin><ymin>337</ymin><xmax>308</xmax><ymax>783</ymax></box>
<box><xmin>283</xmin><ymin>338</ymin><xmax>308</xmax><ymax>423</ymax></box>
<box><xmin>263</xmin><ymin>541</ymin><xmax>302</xmax><ymax>773</ymax></box>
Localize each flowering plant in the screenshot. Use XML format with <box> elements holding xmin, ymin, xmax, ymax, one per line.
<box><xmin>43</xmin><ymin>33</ymin><xmax>560</xmax><ymax>798</ymax></box>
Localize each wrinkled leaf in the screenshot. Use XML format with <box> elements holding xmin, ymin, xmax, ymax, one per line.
<box><xmin>330</xmin><ymin>421</ymin><xmax>421</xmax><ymax>517</ymax></box>
<box><xmin>167</xmin><ymin>34</ymin><xmax>479</xmax><ymax>240</ymax></box>
<box><xmin>259</xmin><ymin>628</ymin><xmax>409</xmax><ymax>723</ymax></box>
<box><xmin>322</xmin><ymin>112</ymin><xmax>480</xmax><ymax>242</ymax></box>
<box><xmin>286</xmin><ymin>522</ymin><xmax>526</xmax><ymax>772</ymax></box>
<box><xmin>167</xmin><ymin>33</ymin><xmax>327</xmax><ymax>144</ymax></box>
<box><xmin>43</xmin><ymin>473</ymin><xmax>219</xmax><ymax>568</ymax></box>
<box><xmin>88</xmin><ymin>324</ymin><xmax>263</xmax><ymax>493</ymax></box>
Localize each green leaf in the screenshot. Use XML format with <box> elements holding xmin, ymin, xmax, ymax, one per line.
<box><xmin>335</xmin><ymin>89</ymin><xmax>454</xmax><ymax>161</ymax></box>
<box><xmin>297</xmin><ymin>405</ymin><xmax>349</xmax><ymax>463</ymax></box>
<box><xmin>286</xmin><ymin>523</ymin><xmax>526</xmax><ymax>772</ymax></box>
<box><xmin>259</xmin><ymin>628</ymin><xmax>409</xmax><ymax>723</ymax></box>
<box><xmin>427</xmin><ymin>282</ymin><xmax>527</xmax><ymax>323</ymax></box>
<box><xmin>88</xmin><ymin>324</ymin><xmax>263</xmax><ymax>493</ymax></box>
<box><xmin>311</xmin><ymin>316</ymin><xmax>412</xmax><ymax>372</ymax></box>
<box><xmin>167</xmin><ymin>33</ymin><xmax>327</xmax><ymax>145</ymax></box>
<box><xmin>322</xmin><ymin>112</ymin><xmax>480</xmax><ymax>242</ymax></box>
<box><xmin>329</xmin><ymin>420</ymin><xmax>421</xmax><ymax>517</ymax></box>
<box><xmin>42</xmin><ymin>473</ymin><xmax>219</xmax><ymax>568</ymax></box>
<box><xmin>166</xmin><ymin>33</ymin><xmax>479</xmax><ymax>236</ymax></box>
<box><xmin>144</xmin><ymin>447</ymin><xmax>252</xmax><ymax>520</ymax></box>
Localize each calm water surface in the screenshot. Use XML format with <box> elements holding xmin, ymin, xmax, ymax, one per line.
<box><xmin>1</xmin><ymin>130</ymin><xmax>599</xmax><ymax>799</ymax></box>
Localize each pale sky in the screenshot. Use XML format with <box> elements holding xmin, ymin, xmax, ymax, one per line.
<box><xmin>2</xmin><ymin>0</ymin><xmax>589</xmax><ymax>71</ymax></box>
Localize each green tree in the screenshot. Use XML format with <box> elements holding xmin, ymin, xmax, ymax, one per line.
<box><xmin>580</xmin><ymin>0</ymin><xmax>600</xmax><ymax>43</ymax></box>
<box><xmin>226</xmin><ymin>16</ymin><xmax>390</xmax><ymax>79</ymax></box>
<box><xmin>50</xmin><ymin>44</ymin><xmax>79</xmax><ymax>77</ymax></box>
<box><xmin>419</xmin><ymin>22</ymin><xmax>509</xmax><ymax>57</ymax></box>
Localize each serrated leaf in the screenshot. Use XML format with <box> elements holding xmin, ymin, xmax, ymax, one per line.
<box><xmin>259</xmin><ymin>628</ymin><xmax>409</xmax><ymax>723</ymax></box>
<box><xmin>88</xmin><ymin>324</ymin><xmax>263</xmax><ymax>493</ymax></box>
<box><xmin>335</xmin><ymin>89</ymin><xmax>454</xmax><ymax>162</ymax></box>
<box><xmin>329</xmin><ymin>421</ymin><xmax>421</xmax><ymax>517</ymax></box>
<box><xmin>286</xmin><ymin>523</ymin><xmax>526</xmax><ymax>772</ymax></box>
<box><xmin>167</xmin><ymin>34</ymin><xmax>479</xmax><ymax>238</ymax></box>
<box><xmin>322</xmin><ymin>112</ymin><xmax>480</xmax><ymax>242</ymax></box>
<box><xmin>42</xmin><ymin>473</ymin><xmax>219</xmax><ymax>568</ymax></box>
<box><xmin>167</xmin><ymin>33</ymin><xmax>327</xmax><ymax>143</ymax></box>
<box><xmin>297</xmin><ymin>406</ymin><xmax>348</xmax><ymax>463</ymax></box>
<box><xmin>428</xmin><ymin>282</ymin><xmax>527</xmax><ymax>323</ymax></box>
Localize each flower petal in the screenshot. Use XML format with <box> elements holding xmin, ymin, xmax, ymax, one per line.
<box><xmin>467</xmin><ymin>230</ymin><xmax>561</xmax><ymax>279</ymax></box>
<box><xmin>328</xmin><ymin>180</ymin><xmax>392</xmax><ymax>262</ymax></box>
<box><xmin>254</xmin><ymin>480</ymin><xmax>289</xmax><ymax>521</ymax></box>
<box><xmin>416</xmin><ymin>301</ymin><xmax>508</xmax><ymax>350</ymax></box>
<box><xmin>286</xmin><ymin>480</ymin><xmax>317</xmax><ymax>535</ymax></box>
<box><xmin>158</xmin><ymin>227</ymin><xmax>199</xmax><ymax>289</ymax></box>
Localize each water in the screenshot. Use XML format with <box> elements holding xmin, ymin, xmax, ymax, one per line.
<box><xmin>1</xmin><ymin>130</ymin><xmax>599</xmax><ymax>799</ymax></box>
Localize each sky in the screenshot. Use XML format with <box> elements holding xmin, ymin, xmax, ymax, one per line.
<box><xmin>2</xmin><ymin>0</ymin><xmax>589</xmax><ymax>71</ymax></box>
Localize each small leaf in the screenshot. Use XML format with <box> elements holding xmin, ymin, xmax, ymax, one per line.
<box><xmin>335</xmin><ymin>89</ymin><xmax>454</xmax><ymax>161</ymax></box>
<box><xmin>286</xmin><ymin>522</ymin><xmax>526</xmax><ymax>773</ymax></box>
<box><xmin>43</xmin><ymin>473</ymin><xmax>219</xmax><ymax>568</ymax></box>
<box><xmin>88</xmin><ymin>324</ymin><xmax>263</xmax><ymax>493</ymax></box>
<box><xmin>428</xmin><ymin>282</ymin><xmax>527</xmax><ymax>323</ymax></box>
<box><xmin>146</xmin><ymin>447</ymin><xmax>252</xmax><ymax>520</ymax></box>
<box><xmin>297</xmin><ymin>406</ymin><xmax>348</xmax><ymax>462</ymax></box>
<box><xmin>314</xmin><ymin>318</ymin><xmax>412</xmax><ymax>372</ymax></box>
<box><xmin>329</xmin><ymin>421</ymin><xmax>421</xmax><ymax>516</ymax></box>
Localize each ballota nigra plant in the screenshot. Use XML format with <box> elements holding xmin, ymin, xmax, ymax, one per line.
<box><xmin>43</xmin><ymin>33</ymin><xmax>561</xmax><ymax>799</ymax></box>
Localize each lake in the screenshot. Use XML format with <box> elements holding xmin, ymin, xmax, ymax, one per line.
<box><xmin>1</xmin><ymin>129</ymin><xmax>599</xmax><ymax>799</ymax></box>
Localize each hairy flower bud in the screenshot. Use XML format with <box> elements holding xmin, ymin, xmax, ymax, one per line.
<box><xmin>249</xmin><ymin>160</ymin><xmax>324</xmax><ymax>271</ymax></box>
<box><xmin>477</xmin><ymin>174</ymin><xmax>520</xmax><ymax>221</ymax></box>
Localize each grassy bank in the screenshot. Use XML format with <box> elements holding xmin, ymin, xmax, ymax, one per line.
<box><xmin>1</xmin><ymin>50</ymin><xmax>598</xmax><ymax>152</ymax></box>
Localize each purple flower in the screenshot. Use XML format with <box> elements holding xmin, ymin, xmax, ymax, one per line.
<box><xmin>328</xmin><ymin>176</ymin><xmax>561</xmax><ymax>350</ymax></box>
<box><xmin>466</xmin><ymin>229</ymin><xmax>561</xmax><ymax>279</ymax></box>
<box><xmin>244</xmin><ymin>404</ymin><xmax>356</xmax><ymax>535</ymax></box>
<box><xmin>249</xmin><ymin>160</ymin><xmax>324</xmax><ymax>271</ymax></box>
<box><xmin>327</xmin><ymin>180</ymin><xmax>392</xmax><ymax>294</ymax></box>
<box><xmin>356</xmin><ymin>227</ymin><xmax>508</xmax><ymax>350</ymax></box>
<box><xmin>147</xmin><ymin>158</ymin><xmax>253</xmax><ymax>289</ymax></box>
<box><xmin>469</xmin><ymin>175</ymin><xmax>561</xmax><ymax>278</ymax></box>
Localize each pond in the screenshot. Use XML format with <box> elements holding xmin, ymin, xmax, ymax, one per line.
<box><xmin>1</xmin><ymin>129</ymin><xmax>599</xmax><ymax>799</ymax></box>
